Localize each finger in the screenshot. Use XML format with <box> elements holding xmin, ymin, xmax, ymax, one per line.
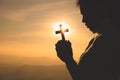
<box><xmin>68</xmin><ymin>40</ymin><xmax>71</xmax><ymax>44</ymax></box>
<box><xmin>56</xmin><ymin>40</ymin><xmax>68</xmax><ymax>46</ymax></box>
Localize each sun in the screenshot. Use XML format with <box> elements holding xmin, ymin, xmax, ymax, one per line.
<box><xmin>53</xmin><ymin>22</ymin><xmax>71</xmax><ymax>38</ymax></box>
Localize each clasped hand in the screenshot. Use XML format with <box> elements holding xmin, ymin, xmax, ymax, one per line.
<box><xmin>55</xmin><ymin>40</ymin><xmax>73</xmax><ymax>63</ymax></box>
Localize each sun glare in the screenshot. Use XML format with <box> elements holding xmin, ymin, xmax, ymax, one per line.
<box><xmin>53</xmin><ymin>22</ymin><xmax>71</xmax><ymax>37</ymax></box>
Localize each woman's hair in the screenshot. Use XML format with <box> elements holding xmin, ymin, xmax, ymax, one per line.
<box><xmin>77</xmin><ymin>0</ymin><xmax>120</xmax><ymax>22</ymax></box>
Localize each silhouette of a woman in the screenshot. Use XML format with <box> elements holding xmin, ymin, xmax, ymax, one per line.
<box><xmin>55</xmin><ymin>0</ymin><xmax>120</xmax><ymax>80</ymax></box>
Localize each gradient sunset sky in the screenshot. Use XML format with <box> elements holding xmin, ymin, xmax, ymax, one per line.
<box><xmin>0</xmin><ymin>0</ymin><xmax>95</xmax><ymax>63</ymax></box>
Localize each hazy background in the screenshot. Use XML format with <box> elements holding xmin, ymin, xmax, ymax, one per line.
<box><xmin>0</xmin><ymin>0</ymin><xmax>95</xmax><ymax>80</ymax></box>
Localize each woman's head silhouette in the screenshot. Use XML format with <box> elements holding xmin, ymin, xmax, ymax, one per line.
<box><xmin>77</xmin><ymin>0</ymin><xmax>119</xmax><ymax>33</ymax></box>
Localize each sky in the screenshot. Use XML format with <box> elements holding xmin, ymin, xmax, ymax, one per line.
<box><xmin>0</xmin><ymin>0</ymin><xmax>95</xmax><ymax>64</ymax></box>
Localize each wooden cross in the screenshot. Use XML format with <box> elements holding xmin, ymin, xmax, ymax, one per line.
<box><xmin>55</xmin><ymin>24</ymin><xmax>69</xmax><ymax>41</ymax></box>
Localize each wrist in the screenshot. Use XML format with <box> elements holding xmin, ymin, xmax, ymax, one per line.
<box><xmin>64</xmin><ymin>57</ymin><xmax>75</xmax><ymax>64</ymax></box>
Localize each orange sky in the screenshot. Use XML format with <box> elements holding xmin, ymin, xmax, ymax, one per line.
<box><xmin>0</xmin><ymin>0</ymin><xmax>95</xmax><ymax>64</ymax></box>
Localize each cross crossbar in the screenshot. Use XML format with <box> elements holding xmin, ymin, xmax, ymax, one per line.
<box><xmin>55</xmin><ymin>24</ymin><xmax>69</xmax><ymax>41</ymax></box>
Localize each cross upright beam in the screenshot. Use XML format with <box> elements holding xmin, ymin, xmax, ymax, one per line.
<box><xmin>55</xmin><ymin>24</ymin><xmax>69</xmax><ymax>41</ymax></box>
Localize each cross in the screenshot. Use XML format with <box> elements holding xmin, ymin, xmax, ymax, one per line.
<box><xmin>55</xmin><ymin>24</ymin><xmax>69</xmax><ymax>41</ymax></box>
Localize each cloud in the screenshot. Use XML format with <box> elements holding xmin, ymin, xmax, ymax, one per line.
<box><xmin>0</xmin><ymin>0</ymin><xmax>77</xmax><ymax>22</ymax></box>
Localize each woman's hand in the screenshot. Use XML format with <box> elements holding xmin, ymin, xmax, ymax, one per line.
<box><xmin>55</xmin><ymin>40</ymin><xmax>73</xmax><ymax>63</ymax></box>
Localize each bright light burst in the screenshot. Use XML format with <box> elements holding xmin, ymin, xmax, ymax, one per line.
<box><xmin>53</xmin><ymin>22</ymin><xmax>71</xmax><ymax>37</ymax></box>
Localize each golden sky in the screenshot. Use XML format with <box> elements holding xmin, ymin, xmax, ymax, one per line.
<box><xmin>0</xmin><ymin>0</ymin><xmax>95</xmax><ymax>64</ymax></box>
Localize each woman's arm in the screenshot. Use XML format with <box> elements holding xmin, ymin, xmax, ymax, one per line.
<box><xmin>55</xmin><ymin>40</ymin><xmax>79</xmax><ymax>80</ymax></box>
<box><xmin>65</xmin><ymin>58</ymin><xmax>79</xmax><ymax>80</ymax></box>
